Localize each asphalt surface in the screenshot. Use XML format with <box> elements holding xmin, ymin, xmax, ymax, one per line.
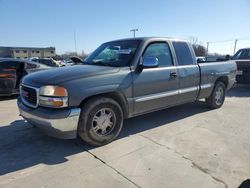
<box><xmin>0</xmin><ymin>84</ymin><xmax>250</xmax><ymax>188</ymax></box>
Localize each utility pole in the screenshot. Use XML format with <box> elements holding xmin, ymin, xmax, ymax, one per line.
<box><xmin>74</xmin><ymin>31</ymin><xmax>77</xmax><ymax>56</ymax></box>
<box><xmin>206</xmin><ymin>42</ymin><xmax>209</xmax><ymax>55</ymax></box>
<box><xmin>233</xmin><ymin>39</ymin><xmax>238</xmax><ymax>55</ymax></box>
<box><xmin>130</xmin><ymin>29</ymin><xmax>138</xmax><ymax>38</ymax></box>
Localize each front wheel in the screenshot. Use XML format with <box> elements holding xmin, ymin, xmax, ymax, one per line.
<box><xmin>205</xmin><ymin>82</ymin><xmax>226</xmax><ymax>109</ymax></box>
<box><xmin>77</xmin><ymin>97</ymin><xmax>123</xmax><ymax>146</ymax></box>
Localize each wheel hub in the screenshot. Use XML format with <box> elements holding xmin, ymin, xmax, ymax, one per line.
<box><xmin>92</xmin><ymin>108</ymin><xmax>115</xmax><ymax>136</ymax></box>
<box><xmin>215</xmin><ymin>86</ymin><xmax>224</xmax><ymax>105</ymax></box>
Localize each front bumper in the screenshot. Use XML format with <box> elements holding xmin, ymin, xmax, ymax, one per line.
<box><xmin>17</xmin><ymin>98</ymin><xmax>81</xmax><ymax>139</ymax></box>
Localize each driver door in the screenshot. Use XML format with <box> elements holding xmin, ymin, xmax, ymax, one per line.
<box><xmin>132</xmin><ymin>42</ymin><xmax>178</xmax><ymax>115</ymax></box>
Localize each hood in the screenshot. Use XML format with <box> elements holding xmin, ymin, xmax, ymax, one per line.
<box><xmin>22</xmin><ymin>65</ymin><xmax>120</xmax><ymax>87</ymax></box>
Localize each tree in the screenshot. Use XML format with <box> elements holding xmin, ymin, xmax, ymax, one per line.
<box><xmin>189</xmin><ymin>36</ymin><xmax>207</xmax><ymax>56</ymax></box>
<box><xmin>193</xmin><ymin>44</ymin><xmax>207</xmax><ymax>56</ymax></box>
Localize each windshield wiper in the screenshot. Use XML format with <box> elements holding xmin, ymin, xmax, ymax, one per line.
<box><xmin>83</xmin><ymin>61</ymin><xmax>92</xmax><ymax>65</ymax></box>
<box><xmin>97</xmin><ymin>62</ymin><xmax>119</xmax><ymax>67</ymax></box>
<box><xmin>90</xmin><ymin>61</ymin><xmax>119</xmax><ymax>67</ymax></box>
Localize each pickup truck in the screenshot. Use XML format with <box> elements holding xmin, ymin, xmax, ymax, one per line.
<box><xmin>17</xmin><ymin>37</ymin><xmax>236</xmax><ymax>146</ymax></box>
<box><xmin>231</xmin><ymin>48</ymin><xmax>250</xmax><ymax>83</ymax></box>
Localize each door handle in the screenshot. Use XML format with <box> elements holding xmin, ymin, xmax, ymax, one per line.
<box><xmin>170</xmin><ymin>71</ymin><xmax>177</xmax><ymax>78</ymax></box>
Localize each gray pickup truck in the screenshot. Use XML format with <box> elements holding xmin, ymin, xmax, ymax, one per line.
<box><xmin>18</xmin><ymin>37</ymin><xmax>236</xmax><ymax>146</ymax></box>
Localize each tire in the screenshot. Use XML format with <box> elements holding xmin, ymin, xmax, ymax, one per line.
<box><xmin>77</xmin><ymin>97</ymin><xmax>123</xmax><ymax>146</ymax></box>
<box><xmin>205</xmin><ymin>82</ymin><xmax>226</xmax><ymax>109</ymax></box>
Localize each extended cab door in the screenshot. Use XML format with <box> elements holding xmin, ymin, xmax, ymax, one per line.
<box><xmin>172</xmin><ymin>41</ymin><xmax>200</xmax><ymax>103</ymax></box>
<box><xmin>132</xmin><ymin>41</ymin><xmax>178</xmax><ymax>115</ymax></box>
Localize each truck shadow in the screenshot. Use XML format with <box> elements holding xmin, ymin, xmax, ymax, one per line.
<box><xmin>0</xmin><ymin>120</ymin><xmax>84</xmax><ymax>176</ymax></box>
<box><xmin>119</xmin><ymin>102</ymin><xmax>209</xmax><ymax>140</ymax></box>
<box><xmin>0</xmin><ymin>102</ymin><xmax>210</xmax><ymax>176</ymax></box>
<box><xmin>227</xmin><ymin>84</ymin><xmax>250</xmax><ymax>97</ymax></box>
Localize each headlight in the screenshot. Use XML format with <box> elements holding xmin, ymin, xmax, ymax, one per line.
<box><xmin>39</xmin><ymin>86</ymin><xmax>68</xmax><ymax>108</ymax></box>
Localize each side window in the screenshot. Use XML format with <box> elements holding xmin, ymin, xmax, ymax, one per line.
<box><xmin>143</xmin><ymin>42</ymin><xmax>173</xmax><ymax>67</ymax></box>
<box><xmin>246</xmin><ymin>50</ymin><xmax>250</xmax><ymax>59</ymax></box>
<box><xmin>233</xmin><ymin>50</ymin><xmax>243</xmax><ymax>60</ymax></box>
<box><xmin>241</xmin><ymin>49</ymin><xmax>250</xmax><ymax>59</ymax></box>
<box><xmin>173</xmin><ymin>42</ymin><xmax>194</xmax><ymax>66</ymax></box>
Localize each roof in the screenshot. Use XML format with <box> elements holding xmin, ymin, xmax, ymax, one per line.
<box><xmin>237</xmin><ymin>47</ymin><xmax>250</xmax><ymax>50</ymax></box>
<box><xmin>107</xmin><ymin>37</ymin><xmax>187</xmax><ymax>43</ymax></box>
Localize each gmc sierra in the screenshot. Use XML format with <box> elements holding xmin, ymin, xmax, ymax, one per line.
<box><xmin>17</xmin><ymin>37</ymin><xmax>236</xmax><ymax>146</ymax></box>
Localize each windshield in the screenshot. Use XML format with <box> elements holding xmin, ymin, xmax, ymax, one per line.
<box><xmin>232</xmin><ymin>49</ymin><xmax>250</xmax><ymax>60</ymax></box>
<box><xmin>84</xmin><ymin>40</ymin><xmax>140</xmax><ymax>67</ymax></box>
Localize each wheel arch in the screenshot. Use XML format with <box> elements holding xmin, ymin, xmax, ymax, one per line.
<box><xmin>79</xmin><ymin>92</ymin><xmax>129</xmax><ymax>119</ymax></box>
<box><xmin>215</xmin><ymin>76</ymin><xmax>229</xmax><ymax>88</ymax></box>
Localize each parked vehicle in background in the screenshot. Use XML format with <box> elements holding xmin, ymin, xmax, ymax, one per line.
<box><xmin>70</xmin><ymin>56</ymin><xmax>84</xmax><ymax>64</ymax></box>
<box><xmin>60</xmin><ymin>60</ymin><xmax>74</xmax><ymax>67</ymax></box>
<box><xmin>196</xmin><ymin>56</ymin><xmax>206</xmax><ymax>63</ymax></box>
<box><xmin>60</xmin><ymin>56</ymin><xmax>85</xmax><ymax>66</ymax></box>
<box><xmin>31</xmin><ymin>58</ymin><xmax>61</xmax><ymax>67</ymax></box>
<box><xmin>231</xmin><ymin>48</ymin><xmax>250</xmax><ymax>83</ymax></box>
<box><xmin>205</xmin><ymin>56</ymin><xmax>227</xmax><ymax>62</ymax></box>
<box><xmin>0</xmin><ymin>58</ymin><xmax>51</xmax><ymax>96</ymax></box>
<box><xmin>18</xmin><ymin>37</ymin><xmax>236</xmax><ymax>146</ymax></box>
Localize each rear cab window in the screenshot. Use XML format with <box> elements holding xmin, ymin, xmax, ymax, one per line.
<box><xmin>172</xmin><ymin>41</ymin><xmax>194</xmax><ymax>66</ymax></box>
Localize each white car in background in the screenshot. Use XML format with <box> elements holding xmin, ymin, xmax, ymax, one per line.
<box><xmin>60</xmin><ymin>60</ymin><xmax>75</xmax><ymax>67</ymax></box>
<box><xmin>196</xmin><ymin>56</ymin><xmax>206</xmax><ymax>63</ymax></box>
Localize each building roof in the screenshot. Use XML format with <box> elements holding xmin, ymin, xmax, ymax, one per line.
<box><xmin>0</xmin><ymin>46</ymin><xmax>55</xmax><ymax>50</ymax></box>
<box><xmin>0</xmin><ymin>57</ymin><xmax>33</xmax><ymax>63</ymax></box>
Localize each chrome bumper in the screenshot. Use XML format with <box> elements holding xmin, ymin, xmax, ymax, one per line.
<box><xmin>17</xmin><ymin>98</ymin><xmax>81</xmax><ymax>139</ymax></box>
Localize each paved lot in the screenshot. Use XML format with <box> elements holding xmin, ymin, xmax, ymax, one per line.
<box><xmin>0</xmin><ymin>84</ymin><xmax>250</xmax><ymax>188</ymax></box>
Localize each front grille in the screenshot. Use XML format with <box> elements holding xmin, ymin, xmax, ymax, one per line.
<box><xmin>20</xmin><ymin>84</ymin><xmax>38</xmax><ymax>108</ymax></box>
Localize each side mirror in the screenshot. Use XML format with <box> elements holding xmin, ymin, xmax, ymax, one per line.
<box><xmin>142</xmin><ymin>57</ymin><xmax>159</xmax><ymax>68</ymax></box>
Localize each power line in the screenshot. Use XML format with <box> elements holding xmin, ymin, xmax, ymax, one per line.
<box><xmin>208</xmin><ymin>36</ymin><xmax>250</xmax><ymax>44</ymax></box>
<box><xmin>207</xmin><ymin>37</ymin><xmax>250</xmax><ymax>54</ymax></box>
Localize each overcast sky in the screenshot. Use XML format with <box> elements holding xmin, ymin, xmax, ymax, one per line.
<box><xmin>0</xmin><ymin>0</ymin><xmax>249</xmax><ymax>55</ymax></box>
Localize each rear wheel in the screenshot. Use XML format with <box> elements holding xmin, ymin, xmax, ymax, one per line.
<box><xmin>205</xmin><ymin>82</ymin><xmax>226</xmax><ymax>109</ymax></box>
<box><xmin>77</xmin><ymin>97</ymin><xmax>123</xmax><ymax>146</ymax></box>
